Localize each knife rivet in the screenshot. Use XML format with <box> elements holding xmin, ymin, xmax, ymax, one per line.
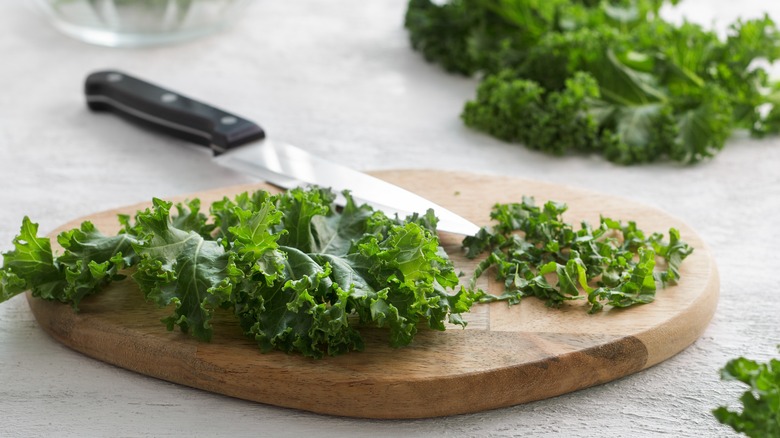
<box><xmin>220</xmin><ymin>116</ymin><xmax>237</xmax><ymax>125</ymax></box>
<box><xmin>161</xmin><ymin>93</ymin><xmax>178</xmax><ymax>103</ymax></box>
<box><xmin>106</xmin><ymin>73</ymin><xmax>123</xmax><ymax>82</ymax></box>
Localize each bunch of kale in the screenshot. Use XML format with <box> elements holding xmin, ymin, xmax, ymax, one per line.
<box><xmin>406</xmin><ymin>0</ymin><xmax>780</xmax><ymax>164</ymax></box>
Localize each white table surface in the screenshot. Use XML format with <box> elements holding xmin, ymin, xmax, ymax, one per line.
<box><xmin>1</xmin><ymin>1</ymin><xmax>779</xmax><ymax>437</ymax></box>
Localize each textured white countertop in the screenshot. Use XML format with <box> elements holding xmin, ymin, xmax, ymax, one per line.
<box><xmin>1</xmin><ymin>1</ymin><xmax>779</xmax><ymax>436</ymax></box>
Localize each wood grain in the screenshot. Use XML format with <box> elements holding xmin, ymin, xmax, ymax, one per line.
<box><xmin>26</xmin><ymin>170</ymin><xmax>719</xmax><ymax>419</ymax></box>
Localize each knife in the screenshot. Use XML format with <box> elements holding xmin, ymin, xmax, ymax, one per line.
<box><xmin>83</xmin><ymin>70</ymin><xmax>480</xmax><ymax>236</ymax></box>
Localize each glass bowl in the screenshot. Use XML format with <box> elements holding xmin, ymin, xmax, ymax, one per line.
<box><xmin>35</xmin><ymin>0</ymin><xmax>252</xmax><ymax>47</ymax></box>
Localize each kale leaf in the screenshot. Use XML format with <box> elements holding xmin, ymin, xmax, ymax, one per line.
<box><xmin>131</xmin><ymin>198</ymin><xmax>237</xmax><ymax>341</ymax></box>
<box><xmin>0</xmin><ymin>217</ymin><xmax>136</xmax><ymax>308</ymax></box>
<box><xmin>405</xmin><ymin>0</ymin><xmax>780</xmax><ymax>164</ymax></box>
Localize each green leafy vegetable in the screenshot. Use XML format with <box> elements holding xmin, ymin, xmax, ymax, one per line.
<box><xmin>131</xmin><ymin>198</ymin><xmax>237</xmax><ymax>341</ymax></box>
<box><xmin>405</xmin><ymin>0</ymin><xmax>780</xmax><ymax>164</ymax></box>
<box><xmin>714</xmin><ymin>348</ymin><xmax>780</xmax><ymax>437</ymax></box>
<box><xmin>463</xmin><ymin>196</ymin><xmax>693</xmax><ymax>312</ymax></box>
<box><xmin>0</xmin><ymin>188</ymin><xmax>695</xmax><ymax>357</ymax></box>
<box><xmin>0</xmin><ymin>187</ymin><xmax>473</xmax><ymax>358</ymax></box>
<box><xmin>1</xmin><ymin>217</ymin><xmax>64</xmax><ymax>301</ymax></box>
<box><xmin>0</xmin><ymin>217</ymin><xmax>136</xmax><ymax>308</ymax></box>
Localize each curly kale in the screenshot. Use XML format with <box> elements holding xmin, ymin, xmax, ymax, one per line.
<box><xmin>405</xmin><ymin>0</ymin><xmax>780</xmax><ymax>164</ymax></box>
<box><xmin>0</xmin><ymin>188</ymin><xmax>475</xmax><ymax>358</ymax></box>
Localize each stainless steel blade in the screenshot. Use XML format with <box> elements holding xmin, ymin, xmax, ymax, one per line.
<box><xmin>214</xmin><ymin>139</ymin><xmax>481</xmax><ymax>236</ymax></box>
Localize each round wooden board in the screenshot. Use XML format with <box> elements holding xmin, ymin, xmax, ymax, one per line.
<box><xmin>26</xmin><ymin>170</ymin><xmax>719</xmax><ymax>419</ymax></box>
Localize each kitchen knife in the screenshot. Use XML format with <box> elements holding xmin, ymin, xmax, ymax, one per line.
<box><xmin>84</xmin><ymin>70</ymin><xmax>480</xmax><ymax>236</ymax></box>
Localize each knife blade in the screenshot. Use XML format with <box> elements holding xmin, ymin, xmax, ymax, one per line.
<box><xmin>84</xmin><ymin>70</ymin><xmax>480</xmax><ymax>236</ymax></box>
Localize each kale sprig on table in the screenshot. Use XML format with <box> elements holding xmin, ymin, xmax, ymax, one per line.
<box><xmin>405</xmin><ymin>0</ymin><xmax>780</xmax><ymax>164</ymax></box>
<box><xmin>714</xmin><ymin>349</ymin><xmax>780</xmax><ymax>437</ymax></box>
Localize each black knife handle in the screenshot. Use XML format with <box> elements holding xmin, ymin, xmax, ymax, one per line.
<box><xmin>84</xmin><ymin>70</ymin><xmax>265</xmax><ymax>155</ymax></box>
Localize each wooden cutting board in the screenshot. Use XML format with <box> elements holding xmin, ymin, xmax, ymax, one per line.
<box><xmin>26</xmin><ymin>170</ymin><xmax>719</xmax><ymax>419</ymax></box>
